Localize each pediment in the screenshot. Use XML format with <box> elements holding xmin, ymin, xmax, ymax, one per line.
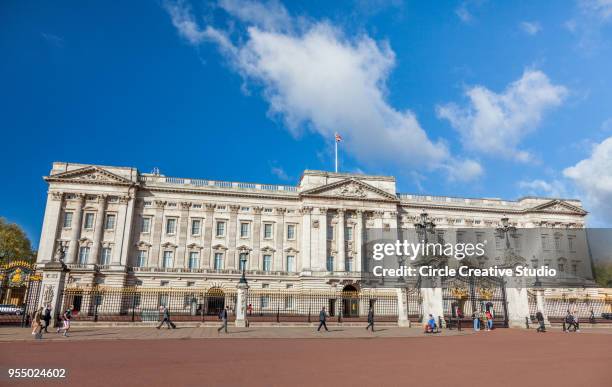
<box><xmin>529</xmin><ymin>200</ymin><xmax>587</xmax><ymax>216</ymax></box>
<box><xmin>45</xmin><ymin>166</ymin><xmax>135</xmax><ymax>186</ymax></box>
<box><xmin>300</xmin><ymin>178</ymin><xmax>398</xmax><ymax>202</ymax></box>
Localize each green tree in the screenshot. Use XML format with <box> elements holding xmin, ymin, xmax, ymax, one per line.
<box><xmin>592</xmin><ymin>261</ymin><xmax>612</xmax><ymax>288</ymax></box>
<box><xmin>0</xmin><ymin>217</ymin><xmax>36</xmax><ymax>265</ymax></box>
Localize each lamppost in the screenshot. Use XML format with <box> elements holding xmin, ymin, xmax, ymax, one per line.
<box><xmin>496</xmin><ymin>217</ymin><xmax>517</xmax><ymax>251</ymax></box>
<box><xmin>239</xmin><ymin>255</ymin><xmax>248</xmax><ymax>285</ymax></box>
<box><xmin>414</xmin><ymin>211</ymin><xmax>436</xmax><ymax>245</ymax></box>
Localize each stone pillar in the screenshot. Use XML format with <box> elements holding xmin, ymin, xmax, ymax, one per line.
<box><xmin>317</xmin><ymin>207</ymin><xmax>328</xmax><ymax>271</ymax></box>
<box><xmin>275</xmin><ymin>208</ymin><xmax>286</xmax><ymax>271</ymax></box>
<box><xmin>118</xmin><ymin>192</ymin><xmax>136</xmax><ymax>266</ymax></box>
<box><xmin>421</xmin><ymin>286</ymin><xmax>444</xmax><ymax>326</ymax></box>
<box><xmin>300</xmin><ymin>207</ymin><xmax>313</xmax><ymax>271</ymax></box>
<box><xmin>396</xmin><ymin>288</ymin><xmax>411</xmax><ymax>327</ymax></box>
<box><xmin>38</xmin><ymin>262</ymin><xmax>69</xmax><ymax>327</ymax></box>
<box><xmin>66</xmin><ymin>193</ymin><xmax>86</xmax><ymax>264</ymax></box>
<box><xmin>37</xmin><ymin>191</ymin><xmax>64</xmax><ymax>263</ymax></box>
<box><xmin>535</xmin><ymin>288</ymin><xmax>549</xmax><ymax>325</ymax></box>
<box><xmin>235</xmin><ymin>281</ymin><xmax>249</xmax><ymax>327</ymax></box>
<box><xmin>203</xmin><ymin>204</ymin><xmax>215</xmax><ymax>268</ymax></box>
<box><xmin>227</xmin><ymin>205</ymin><xmax>240</xmax><ymax>269</ymax></box>
<box><xmin>89</xmin><ymin>194</ymin><xmax>107</xmax><ymax>265</ymax></box>
<box><xmin>251</xmin><ymin>207</ymin><xmax>263</xmax><ymax>270</ymax></box>
<box><xmin>176</xmin><ymin>201</ymin><xmax>191</xmax><ymax>268</ymax></box>
<box><xmin>505</xmin><ymin>286</ymin><xmax>531</xmax><ymax>328</ymax></box>
<box><xmin>149</xmin><ymin>200</ymin><xmax>166</xmax><ymax>267</ymax></box>
<box><xmin>355</xmin><ymin>210</ymin><xmax>363</xmax><ymax>273</ymax></box>
<box><xmin>336</xmin><ymin>209</ymin><xmax>345</xmax><ymax>272</ymax></box>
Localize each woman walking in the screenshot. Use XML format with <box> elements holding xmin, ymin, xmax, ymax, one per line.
<box><xmin>31</xmin><ymin>307</ymin><xmax>43</xmax><ymax>340</ymax></box>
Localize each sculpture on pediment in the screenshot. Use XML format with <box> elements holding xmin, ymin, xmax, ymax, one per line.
<box><xmin>54</xmin><ymin>244</ymin><xmax>66</xmax><ymax>263</ymax></box>
<box><xmin>337</xmin><ymin>182</ymin><xmax>367</xmax><ymax>198</ymax></box>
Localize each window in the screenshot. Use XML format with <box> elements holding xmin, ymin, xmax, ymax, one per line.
<box><xmin>345</xmin><ymin>257</ymin><xmax>354</xmax><ymax>272</ymax></box>
<box><xmin>558</xmin><ymin>263</ymin><xmax>565</xmax><ymax>272</ymax></box>
<box><xmin>261</xmin><ymin>296</ymin><xmax>270</xmax><ymax>308</ymax></box>
<box><xmin>326</xmin><ymin>256</ymin><xmax>334</xmax><ymax>272</ymax></box>
<box><xmin>285</xmin><ymin>296</ymin><xmax>294</xmax><ymax>309</ymax></box>
<box><xmin>541</xmin><ymin>235</ymin><xmax>550</xmax><ymax>250</ymax></box>
<box><xmin>162</xmin><ymin>251</ymin><xmax>173</xmax><ymax>268</ymax></box>
<box><xmin>78</xmin><ymin>247</ymin><xmax>90</xmax><ymax>265</ymax></box>
<box><xmin>239</xmin><ymin>253</ymin><xmax>249</xmax><ymax>271</ymax></box>
<box><xmin>571</xmin><ymin>264</ymin><xmax>577</xmax><ymax>275</ymax></box>
<box><xmin>84</xmin><ymin>213</ymin><xmax>95</xmax><ymax>229</ymax></box>
<box><xmin>141</xmin><ymin>217</ymin><xmax>151</xmax><ymax>233</ymax></box>
<box><xmin>456</xmin><ymin>232</ymin><xmax>465</xmax><ymax>243</ymax></box>
<box><xmin>240</xmin><ymin>222</ymin><xmax>250</xmax><ymax>238</ymax></box>
<box><xmin>495</xmin><ymin>237</ymin><xmax>502</xmax><ymax>250</ymax></box>
<box><xmin>263</xmin><ymin>255</ymin><xmax>272</xmax><ymax>272</ymax></box>
<box><xmin>568</xmin><ymin>237</ymin><xmax>575</xmax><ymax>252</ymax></box>
<box><xmin>554</xmin><ymin>236</ymin><xmax>561</xmax><ymax>251</ymax></box>
<box><xmin>216</xmin><ymin>221</ymin><xmax>226</xmax><ymax>237</ymax></box>
<box><xmin>100</xmin><ymin>247</ymin><xmax>112</xmax><ymax>265</ymax></box>
<box><xmin>286</xmin><ymin>255</ymin><xmax>295</xmax><ymax>273</ymax></box>
<box><xmin>188</xmin><ymin>252</ymin><xmax>199</xmax><ymax>269</ymax></box>
<box><xmin>136</xmin><ymin>250</ymin><xmax>147</xmax><ymax>267</ymax></box>
<box><xmin>475</xmin><ymin>233</ymin><xmax>484</xmax><ymax>244</ymax></box>
<box><xmin>214</xmin><ymin>253</ymin><xmax>224</xmax><ymax>270</ymax></box>
<box><xmin>264</xmin><ymin>223</ymin><xmax>273</xmax><ymax>239</ymax></box>
<box><xmin>166</xmin><ymin>218</ymin><xmax>177</xmax><ymax>234</ymax></box>
<box><xmin>287</xmin><ymin>224</ymin><xmax>296</xmax><ymax>240</ymax></box>
<box><xmin>104</xmin><ymin>214</ymin><xmax>116</xmax><ymax>230</ymax></box>
<box><xmin>191</xmin><ymin>219</ymin><xmax>201</xmax><ymax>235</ymax></box>
<box><xmin>345</xmin><ymin>227</ymin><xmax>353</xmax><ymax>241</ymax></box>
<box><xmin>63</xmin><ymin>212</ymin><xmax>73</xmax><ymax>228</ymax></box>
<box><xmin>327</xmin><ymin>224</ymin><xmax>334</xmax><ymax>240</ymax></box>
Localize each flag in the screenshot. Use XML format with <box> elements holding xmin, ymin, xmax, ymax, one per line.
<box><xmin>335</xmin><ymin>133</ymin><xmax>343</xmax><ymax>142</ymax></box>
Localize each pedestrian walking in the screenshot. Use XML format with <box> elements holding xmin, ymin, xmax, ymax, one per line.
<box><xmin>56</xmin><ymin>305</ymin><xmax>72</xmax><ymax>337</ymax></box>
<box><xmin>42</xmin><ymin>304</ymin><xmax>52</xmax><ymax>333</ymax></box>
<box><xmin>217</xmin><ymin>306</ymin><xmax>229</xmax><ymax>334</ymax></box>
<box><xmin>31</xmin><ymin>307</ymin><xmax>43</xmax><ymax>340</ymax></box>
<box><xmin>535</xmin><ymin>311</ymin><xmax>546</xmax><ymax>332</ymax></box>
<box><xmin>485</xmin><ymin>310</ymin><xmax>493</xmax><ymax>331</ymax></box>
<box><xmin>589</xmin><ymin>309</ymin><xmax>595</xmax><ymax>324</ymax></box>
<box><xmin>574</xmin><ymin>314</ymin><xmax>580</xmax><ymax>332</ymax></box>
<box><xmin>366</xmin><ymin>307</ymin><xmax>375</xmax><ymax>332</ymax></box>
<box><xmin>156</xmin><ymin>306</ymin><xmax>176</xmax><ymax>329</ymax></box>
<box><xmin>317</xmin><ymin>307</ymin><xmax>329</xmax><ymax>332</ymax></box>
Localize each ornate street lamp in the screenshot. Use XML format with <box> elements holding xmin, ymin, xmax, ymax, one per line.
<box><xmin>496</xmin><ymin>217</ymin><xmax>517</xmax><ymax>250</ymax></box>
<box><xmin>414</xmin><ymin>211</ymin><xmax>436</xmax><ymax>245</ymax></box>
<box><xmin>239</xmin><ymin>255</ymin><xmax>248</xmax><ymax>285</ymax></box>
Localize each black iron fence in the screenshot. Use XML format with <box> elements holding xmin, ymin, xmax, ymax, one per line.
<box><xmin>544</xmin><ymin>296</ymin><xmax>611</xmax><ymax>319</ymax></box>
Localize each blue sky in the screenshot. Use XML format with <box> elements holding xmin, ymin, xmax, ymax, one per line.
<box><xmin>1</xmin><ymin>0</ymin><xmax>612</xmax><ymax>247</ymax></box>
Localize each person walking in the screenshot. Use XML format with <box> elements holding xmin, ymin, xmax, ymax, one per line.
<box><xmin>472</xmin><ymin>311</ymin><xmax>480</xmax><ymax>332</ymax></box>
<box><xmin>56</xmin><ymin>305</ymin><xmax>72</xmax><ymax>337</ymax></box>
<box><xmin>535</xmin><ymin>311</ymin><xmax>546</xmax><ymax>332</ymax></box>
<box><xmin>42</xmin><ymin>304</ymin><xmax>52</xmax><ymax>333</ymax></box>
<box><xmin>317</xmin><ymin>307</ymin><xmax>329</xmax><ymax>332</ymax></box>
<box><xmin>366</xmin><ymin>307</ymin><xmax>375</xmax><ymax>332</ymax></box>
<box><xmin>485</xmin><ymin>309</ymin><xmax>493</xmax><ymax>331</ymax></box>
<box><xmin>156</xmin><ymin>306</ymin><xmax>176</xmax><ymax>329</ymax></box>
<box><xmin>31</xmin><ymin>307</ymin><xmax>43</xmax><ymax>340</ymax></box>
<box><xmin>217</xmin><ymin>306</ymin><xmax>229</xmax><ymax>334</ymax></box>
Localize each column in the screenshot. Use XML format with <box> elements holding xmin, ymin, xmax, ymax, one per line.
<box><xmin>300</xmin><ymin>207</ymin><xmax>312</xmax><ymax>271</ymax></box>
<box><xmin>203</xmin><ymin>204</ymin><xmax>215</xmax><ymax>268</ymax></box>
<box><xmin>355</xmin><ymin>210</ymin><xmax>363</xmax><ymax>273</ymax></box>
<box><xmin>535</xmin><ymin>288</ymin><xmax>549</xmax><ymax>326</ymax></box>
<box><xmin>89</xmin><ymin>194</ymin><xmax>107</xmax><ymax>265</ymax></box>
<box><xmin>336</xmin><ymin>209</ymin><xmax>345</xmax><ymax>272</ymax></box>
<box><xmin>275</xmin><ymin>207</ymin><xmax>286</xmax><ymax>271</ymax></box>
<box><xmin>505</xmin><ymin>285</ymin><xmax>531</xmax><ymax>328</ymax></box>
<box><xmin>37</xmin><ymin>191</ymin><xmax>63</xmax><ymax>263</ymax></box>
<box><xmin>396</xmin><ymin>288</ymin><xmax>411</xmax><ymax>327</ymax></box>
<box><xmin>149</xmin><ymin>200</ymin><xmax>165</xmax><ymax>268</ymax></box>
<box><xmin>66</xmin><ymin>193</ymin><xmax>86</xmax><ymax>264</ymax></box>
<box><xmin>227</xmin><ymin>205</ymin><xmax>240</xmax><ymax>269</ymax></box>
<box><xmin>235</xmin><ymin>281</ymin><xmax>249</xmax><ymax>327</ymax></box>
<box><xmin>316</xmin><ymin>207</ymin><xmax>328</xmax><ymax>271</ymax></box>
<box><xmin>176</xmin><ymin>201</ymin><xmax>191</xmax><ymax>268</ymax></box>
<box><xmin>119</xmin><ymin>191</ymin><xmax>136</xmax><ymax>266</ymax></box>
<box><xmin>251</xmin><ymin>207</ymin><xmax>263</xmax><ymax>270</ymax></box>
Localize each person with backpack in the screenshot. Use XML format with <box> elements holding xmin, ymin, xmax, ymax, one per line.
<box><xmin>42</xmin><ymin>304</ymin><xmax>52</xmax><ymax>333</ymax></box>
<box><xmin>535</xmin><ymin>311</ymin><xmax>546</xmax><ymax>332</ymax></box>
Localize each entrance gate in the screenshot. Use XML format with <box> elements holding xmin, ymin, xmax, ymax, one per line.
<box><xmin>0</xmin><ymin>261</ymin><xmax>41</xmax><ymax>326</ymax></box>
<box><xmin>442</xmin><ymin>275</ymin><xmax>508</xmax><ymax>327</ymax></box>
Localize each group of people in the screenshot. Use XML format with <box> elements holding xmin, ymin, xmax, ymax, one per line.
<box><xmin>472</xmin><ymin>309</ymin><xmax>495</xmax><ymax>332</ymax></box>
<box><xmin>30</xmin><ymin>304</ymin><xmax>73</xmax><ymax>339</ymax></box>
<box><xmin>563</xmin><ymin>310</ymin><xmax>581</xmax><ymax>332</ymax></box>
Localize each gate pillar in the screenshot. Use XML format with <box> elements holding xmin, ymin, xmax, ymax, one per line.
<box><xmin>235</xmin><ymin>281</ymin><xmax>249</xmax><ymax>327</ymax></box>
<box><xmin>38</xmin><ymin>261</ymin><xmax>69</xmax><ymax>327</ymax></box>
<box><xmin>420</xmin><ymin>287</ymin><xmax>444</xmax><ymax>327</ymax></box>
<box><xmin>505</xmin><ymin>287</ymin><xmax>531</xmax><ymax>328</ymax></box>
<box><xmin>534</xmin><ymin>288</ymin><xmax>549</xmax><ymax>326</ymax></box>
<box><xmin>396</xmin><ymin>288</ymin><xmax>410</xmax><ymax>327</ymax></box>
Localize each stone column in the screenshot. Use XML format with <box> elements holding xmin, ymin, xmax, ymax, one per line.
<box><xmin>396</xmin><ymin>288</ymin><xmax>411</xmax><ymax>327</ymax></box>
<box><xmin>251</xmin><ymin>207</ymin><xmax>263</xmax><ymax>270</ymax></box>
<box><xmin>336</xmin><ymin>209</ymin><xmax>346</xmax><ymax>272</ymax></box>
<box><xmin>149</xmin><ymin>200</ymin><xmax>165</xmax><ymax>268</ymax></box>
<box><xmin>421</xmin><ymin>278</ymin><xmax>445</xmax><ymax>327</ymax></box>
<box><xmin>535</xmin><ymin>288</ymin><xmax>549</xmax><ymax>326</ymax></box>
<box><xmin>66</xmin><ymin>193</ymin><xmax>86</xmax><ymax>264</ymax></box>
<box><xmin>505</xmin><ymin>286</ymin><xmax>531</xmax><ymax>328</ymax></box>
<box><xmin>317</xmin><ymin>207</ymin><xmax>328</xmax><ymax>271</ymax></box>
<box><xmin>300</xmin><ymin>207</ymin><xmax>313</xmax><ymax>271</ymax></box>
<box><xmin>203</xmin><ymin>204</ymin><xmax>215</xmax><ymax>268</ymax></box>
<box><xmin>235</xmin><ymin>281</ymin><xmax>249</xmax><ymax>327</ymax></box>
<box><xmin>37</xmin><ymin>191</ymin><xmax>64</xmax><ymax>263</ymax></box>
<box><xmin>227</xmin><ymin>205</ymin><xmax>240</xmax><ymax>269</ymax></box>
<box><xmin>118</xmin><ymin>192</ymin><xmax>136</xmax><ymax>266</ymax></box>
<box><xmin>38</xmin><ymin>262</ymin><xmax>69</xmax><ymax>327</ymax></box>
<box><xmin>275</xmin><ymin>207</ymin><xmax>286</xmax><ymax>271</ymax></box>
<box><xmin>89</xmin><ymin>194</ymin><xmax>107</xmax><ymax>265</ymax></box>
<box><xmin>355</xmin><ymin>210</ymin><xmax>363</xmax><ymax>273</ymax></box>
<box><xmin>176</xmin><ymin>201</ymin><xmax>191</xmax><ymax>268</ymax></box>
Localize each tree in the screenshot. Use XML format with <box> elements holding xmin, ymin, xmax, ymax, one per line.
<box><xmin>0</xmin><ymin>217</ymin><xmax>36</xmax><ymax>265</ymax></box>
<box><xmin>592</xmin><ymin>261</ymin><xmax>612</xmax><ymax>288</ymax></box>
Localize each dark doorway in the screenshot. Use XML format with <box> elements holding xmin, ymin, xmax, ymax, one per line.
<box><xmin>342</xmin><ymin>285</ymin><xmax>359</xmax><ymax>317</ymax></box>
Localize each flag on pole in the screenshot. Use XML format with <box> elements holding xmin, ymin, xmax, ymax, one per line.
<box><xmin>335</xmin><ymin>133</ymin><xmax>343</xmax><ymax>142</ymax></box>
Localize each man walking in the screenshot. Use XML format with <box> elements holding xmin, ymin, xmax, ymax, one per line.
<box><xmin>156</xmin><ymin>306</ymin><xmax>176</xmax><ymax>329</ymax></box>
<box><xmin>42</xmin><ymin>304</ymin><xmax>52</xmax><ymax>333</ymax></box>
<box><xmin>317</xmin><ymin>307</ymin><xmax>329</xmax><ymax>332</ymax></box>
<box><xmin>366</xmin><ymin>307</ymin><xmax>375</xmax><ymax>332</ymax></box>
<box><xmin>217</xmin><ymin>306</ymin><xmax>229</xmax><ymax>334</ymax></box>
<box><xmin>535</xmin><ymin>311</ymin><xmax>546</xmax><ymax>332</ymax></box>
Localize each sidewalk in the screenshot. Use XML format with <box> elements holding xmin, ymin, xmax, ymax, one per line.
<box><xmin>0</xmin><ymin>325</ymin><xmax>473</xmax><ymax>342</ymax></box>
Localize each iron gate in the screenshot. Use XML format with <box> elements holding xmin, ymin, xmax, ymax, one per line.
<box><xmin>442</xmin><ymin>275</ymin><xmax>508</xmax><ymax>327</ymax></box>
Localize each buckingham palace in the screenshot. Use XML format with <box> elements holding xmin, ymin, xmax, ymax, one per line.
<box><xmin>33</xmin><ymin>162</ymin><xmax>610</xmax><ymax>327</ymax></box>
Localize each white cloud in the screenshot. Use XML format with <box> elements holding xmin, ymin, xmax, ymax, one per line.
<box><xmin>580</xmin><ymin>0</ymin><xmax>612</xmax><ymax>20</ymax></box>
<box><xmin>518</xmin><ymin>179</ymin><xmax>567</xmax><ymax>198</ymax></box>
<box><xmin>271</xmin><ymin>166</ymin><xmax>290</xmax><ymax>181</ymax></box>
<box><xmin>455</xmin><ymin>4</ymin><xmax>473</xmax><ymax>23</ymax></box>
<box><xmin>164</xmin><ymin>0</ymin><xmax>482</xmax><ymax>181</ymax></box>
<box><xmin>437</xmin><ymin>70</ymin><xmax>568</xmax><ymax>161</ymax></box>
<box><xmin>564</xmin><ymin>136</ymin><xmax>612</xmax><ymax>223</ymax></box>
<box><xmin>520</xmin><ymin>21</ymin><xmax>542</xmax><ymax>35</ymax></box>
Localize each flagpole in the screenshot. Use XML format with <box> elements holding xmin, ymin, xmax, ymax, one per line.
<box><xmin>335</xmin><ymin>135</ymin><xmax>338</xmax><ymax>173</ymax></box>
